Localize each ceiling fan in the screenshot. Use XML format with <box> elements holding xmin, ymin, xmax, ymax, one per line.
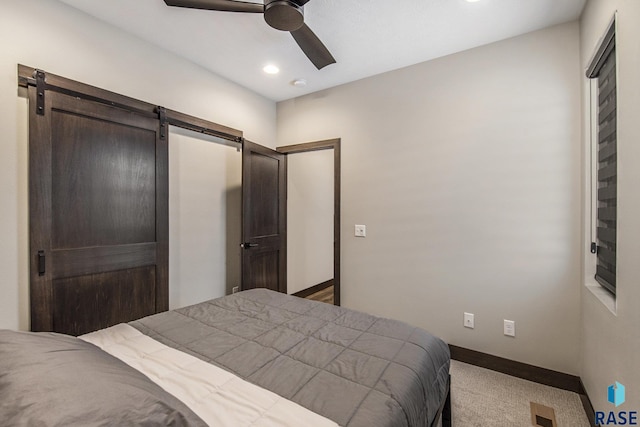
<box><xmin>163</xmin><ymin>0</ymin><xmax>336</xmax><ymax>70</ymax></box>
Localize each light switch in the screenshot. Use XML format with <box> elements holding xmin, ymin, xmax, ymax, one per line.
<box><xmin>504</xmin><ymin>319</ymin><xmax>515</xmax><ymax>337</ymax></box>
<box><xmin>355</xmin><ymin>224</ymin><xmax>366</xmax><ymax>237</ymax></box>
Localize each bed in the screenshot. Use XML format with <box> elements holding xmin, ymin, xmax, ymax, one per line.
<box><xmin>1</xmin><ymin>289</ymin><xmax>451</xmax><ymax>427</ymax></box>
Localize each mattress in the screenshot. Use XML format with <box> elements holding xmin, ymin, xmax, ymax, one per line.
<box><xmin>129</xmin><ymin>289</ymin><xmax>451</xmax><ymax>427</ymax></box>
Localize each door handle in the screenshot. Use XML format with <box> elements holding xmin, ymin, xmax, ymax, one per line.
<box><xmin>240</xmin><ymin>242</ymin><xmax>259</xmax><ymax>249</ymax></box>
<box><xmin>37</xmin><ymin>250</ymin><xmax>45</xmax><ymax>276</ymax></box>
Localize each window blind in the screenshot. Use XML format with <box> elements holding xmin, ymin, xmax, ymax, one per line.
<box><xmin>587</xmin><ymin>20</ymin><xmax>616</xmax><ymax>295</ymax></box>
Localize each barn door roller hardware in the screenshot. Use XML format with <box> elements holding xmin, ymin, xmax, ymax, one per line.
<box><xmin>35</xmin><ymin>70</ymin><xmax>46</xmax><ymax>116</ymax></box>
<box><xmin>19</xmin><ymin>64</ymin><xmax>245</xmax><ymax>142</ymax></box>
<box><xmin>157</xmin><ymin>106</ymin><xmax>167</xmax><ymax>140</ymax></box>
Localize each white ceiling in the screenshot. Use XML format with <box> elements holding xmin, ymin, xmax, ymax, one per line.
<box><xmin>60</xmin><ymin>0</ymin><xmax>586</xmax><ymax>102</ymax></box>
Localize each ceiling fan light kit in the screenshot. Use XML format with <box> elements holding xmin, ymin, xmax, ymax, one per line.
<box><xmin>264</xmin><ymin>0</ymin><xmax>303</xmax><ymax>31</ymax></box>
<box><xmin>163</xmin><ymin>0</ymin><xmax>336</xmax><ymax>70</ymax></box>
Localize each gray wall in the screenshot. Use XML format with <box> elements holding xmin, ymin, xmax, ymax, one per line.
<box><xmin>278</xmin><ymin>22</ymin><xmax>582</xmax><ymax>374</ymax></box>
<box><xmin>580</xmin><ymin>0</ymin><xmax>640</xmax><ymax>410</ymax></box>
<box><xmin>0</xmin><ymin>0</ymin><xmax>276</xmax><ymax>331</ymax></box>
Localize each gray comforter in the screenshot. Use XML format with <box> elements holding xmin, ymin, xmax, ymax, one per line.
<box><xmin>130</xmin><ymin>289</ymin><xmax>450</xmax><ymax>427</ymax></box>
<box><xmin>0</xmin><ymin>329</ymin><xmax>207</xmax><ymax>426</ymax></box>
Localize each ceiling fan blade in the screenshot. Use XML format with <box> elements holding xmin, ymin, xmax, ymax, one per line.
<box><xmin>293</xmin><ymin>0</ymin><xmax>312</xmax><ymax>5</ymax></box>
<box><xmin>290</xmin><ymin>23</ymin><xmax>336</xmax><ymax>70</ymax></box>
<box><xmin>163</xmin><ymin>0</ymin><xmax>263</xmax><ymax>13</ymax></box>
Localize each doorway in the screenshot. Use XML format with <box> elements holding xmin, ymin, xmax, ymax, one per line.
<box><xmin>277</xmin><ymin>139</ymin><xmax>341</xmax><ymax>305</ymax></box>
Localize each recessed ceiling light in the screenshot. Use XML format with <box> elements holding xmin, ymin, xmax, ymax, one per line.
<box><xmin>263</xmin><ymin>64</ymin><xmax>280</xmax><ymax>75</ymax></box>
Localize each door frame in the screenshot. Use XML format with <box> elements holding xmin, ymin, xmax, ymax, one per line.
<box><xmin>277</xmin><ymin>139</ymin><xmax>341</xmax><ymax>306</ymax></box>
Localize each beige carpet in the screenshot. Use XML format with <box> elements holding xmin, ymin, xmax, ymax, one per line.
<box><xmin>448</xmin><ymin>360</ymin><xmax>590</xmax><ymax>426</ymax></box>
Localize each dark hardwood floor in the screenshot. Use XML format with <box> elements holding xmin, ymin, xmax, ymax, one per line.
<box><xmin>305</xmin><ymin>285</ymin><xmax>334</xmax><ymax>305</ymax></box>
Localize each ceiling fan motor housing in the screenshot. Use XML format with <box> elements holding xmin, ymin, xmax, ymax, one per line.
<box><xmin>264</xmin><ymin>0</ymin><xmax>304</xmax><ymax>31</ymax></box>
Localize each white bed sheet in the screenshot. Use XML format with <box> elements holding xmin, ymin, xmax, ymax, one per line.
<box><xmin>81</xmin><ymin>324</ymin><xmax>338</xmax><ymax>427</ymax></box>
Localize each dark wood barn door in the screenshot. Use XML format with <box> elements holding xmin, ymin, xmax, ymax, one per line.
<box><xmin>29</xmin><ymin>89</ymin><xmax>168</xmax><ymax>335</ymax></box>
<box><xmin>241</xmin><ymin>141</ymin><xmax>286</xmax><ymax>293</ymax></box>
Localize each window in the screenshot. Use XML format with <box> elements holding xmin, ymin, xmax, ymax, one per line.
<box><xmin>587</xmin><ymin>19</ymin><xmax>616</xmax><ymax>295</ymax></box>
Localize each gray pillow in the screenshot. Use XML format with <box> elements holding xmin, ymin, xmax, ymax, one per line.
<box><xmin>0</xmin><ymin>330</ymin><xmax>206</xmax><ymax>426</ymax></box>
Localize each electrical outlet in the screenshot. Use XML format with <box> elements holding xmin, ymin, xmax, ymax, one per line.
<box><xmin>504</xmin><ymin>319</ymin><xmax>515</xmax><ymax>337</ymax></box>
<box><xmin>355</xmin><ymin>224</ymin><xmax>366</xmax><ymax>237</ymax></box>
<box><xmin>232</xmin><ymin>286</ymin><xmax>239</xmax><ymax>294</ymax></box>
<box><xmin>463</xmin><ymin>312</ymin><xmax>474</xmax><ymax>329</ymax></box>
